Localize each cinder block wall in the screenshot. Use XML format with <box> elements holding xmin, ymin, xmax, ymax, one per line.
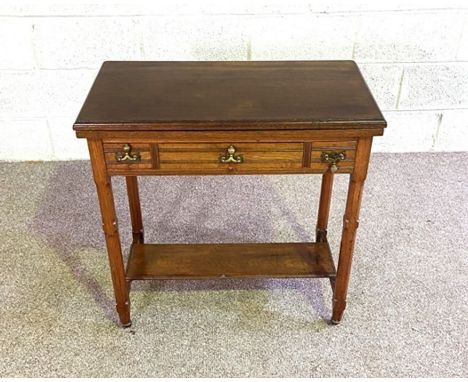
<box><xmin>0</xmin><ymin>1</ymin><xmax>467</xmax><ymax>160</ymax></box>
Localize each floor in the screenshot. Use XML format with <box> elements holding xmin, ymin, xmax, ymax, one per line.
<box><xmin>0</xmin><ymin>153</ymin><xmax>467</xmax><ymax>377</ymax></box>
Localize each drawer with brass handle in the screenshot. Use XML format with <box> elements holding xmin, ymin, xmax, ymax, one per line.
<box><xmin>307</xmin><ymin>140</ymin><xmax>356</xmax><ymax>173</ymax></box>
<box><xmin>103</xmin><ymin>142</ymin><xmax>154</xmax><ymax>170</ymax></box>
<box><xmin>102</xmin><ymin>140</ymin><xmax>356</xmax><ymax>175</ymax></box>
<box><xmin>158</xmin><ymin>143</ymin><xmax>304</xmax><ymax>173</ymax></box>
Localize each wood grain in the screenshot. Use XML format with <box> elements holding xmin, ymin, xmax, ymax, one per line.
<box><xmin>126</xmin><ymin>242</ymin><xmax>336</xmax><ymax>280</ymax></box>
<box><xmin>125</xmin><ymin>176</ymin><xmax>144</xmax><ymax>244</ymax></box>
<box><xmin>73</xmin><ymin>61</ymin><xmax>386</xmax><ymax>131</ymax></box>
<box><xmin>87</xmin><ymin>139</ymin><xmax>131</xmax><ymax>327</ymax></box>
<box><xmin>80</xmin><ymin>128</ymin><xmax>384</xmax><ymax>140</ymax></box>
<box><xmin>332</xmin><ymin>137</ymin><xmax>373</xmax><ymax>324</ymax></box>
<box><xmin>316</xmin><ymin>171</ymin><xmax>334</xmax><ymax>242</ymax></box>
<box><xmin>158</xmin><ymin>142</ymin><xmax>303</xmax><ymax>151</ymax></box>
<box><xmin>76</xmin><ymin>60</ymin><xmax>386</xmax><ymax>326</ymax></box>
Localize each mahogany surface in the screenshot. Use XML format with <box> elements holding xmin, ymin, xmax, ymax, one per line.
<box><xmin>74</xmin><ymin>61</ymin><xmax>386</xmax><ymax>130</ymax></box>
<box><xmin>74</xmin><ymin>60</ymin><xmax>386</xmax><ymax>327</ymax></box>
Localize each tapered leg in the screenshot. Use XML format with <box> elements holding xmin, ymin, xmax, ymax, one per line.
<box><xmin>126</xmin><ymin>176</ymin><xmax>144</xmax><ymax>244</ymax></box>
<box><xmin>316</xmin><ymin>171</ymin><xmax>334</xmax><ymax>242</ymax></box>
<box><xmin>88</xmin><ymin>139</ymin><xmax>131</xmax><ymax>327</ymax></box>
<box><xmin>332</xmin><ymin>137</ymin><xmax>372</xmax><ymax>324</ymax></box>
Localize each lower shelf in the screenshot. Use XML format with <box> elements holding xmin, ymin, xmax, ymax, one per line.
<box><xmin>126</xmin><ymin>242</ymin><xmax>336</xmax><ymax>281</ymax></box>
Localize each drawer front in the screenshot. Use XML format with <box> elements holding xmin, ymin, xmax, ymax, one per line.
<box><xmin>103</xmin><ymin>142</ymin><xmax>154</xmax><ymax>170</ymax></box>
<box><xmin>102</xmin><ymin>140</ymin><xmax>357</xmax><ymax>174</ymax></box>
<box><xmin>158</xmin><ymin>143</ymin><xmax>303</xmax><ymax>172</ymax></box>
<box><xmin>307</xmin><ymin>140</ymin><xmax>356</xmax><ymax>173</ymax></box>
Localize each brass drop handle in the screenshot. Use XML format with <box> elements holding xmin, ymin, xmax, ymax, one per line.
<box><xmin>219</xmin><ymin>145</ymin><xmax>243</xmax><ymax>164</ymax></box>
<box><xmin>115</xmin><ymin>144</ymin><xmax>141</xmax><ymax>162</ymax></box>
<box><xmin>321</xmin><ymin>151</ymin><xmax>346</xmax><ymax>173</ymax></box>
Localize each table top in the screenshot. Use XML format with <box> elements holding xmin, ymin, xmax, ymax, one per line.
<box><xmin>74</xmin><ymin>61</ymin><xmax>386</xmax><ymax>131</ymax></box>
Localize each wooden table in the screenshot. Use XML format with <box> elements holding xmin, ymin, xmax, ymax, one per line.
<box><xmin>74</xmin><ymin>61</ymin><xmax>386</xmax><ymax>327</ymax></box>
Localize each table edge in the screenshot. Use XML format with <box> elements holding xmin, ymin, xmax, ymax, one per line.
<box><xmin>73</xmin><ymin>119</ymin><xmax>387</xmax><ymax>132</ymax></box>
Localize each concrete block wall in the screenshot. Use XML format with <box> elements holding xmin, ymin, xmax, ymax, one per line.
<box><xmin>0</xmin><ymin>0</ymin><xmax>467</xmax><ymax>160</ymax></box>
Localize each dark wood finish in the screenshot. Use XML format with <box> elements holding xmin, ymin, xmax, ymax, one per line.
<box><xmin>75</xmin><ymin>61</ymin><xmax>386</xmax><ymax>327</ymax></box>
<box><xmin>74</xmin><ymin>61</ymin><xmax>386</xmax><ymax>131</ymax></box>
<box><xmin>101</xmin><ymin>139</ymin><xmax>356</xmax><ymax>176</ymax></box>
<box><xmin>150</xmin><ymin>144</ymin><xmax>160</xmax><ymax>169</ymax></box>
<box><xmin>106</xmin><ymin>166</ymin><xmax>352</xmax><ymax>176</ymax></box>
<box><xmin>125</xmin><ymin>176</ymin><xmax>144</xmax><ymax>244</ymax></box>
<box><xmin>303</xmin><ymin>142</ymin><xmax>312</xmax><ymax>167</ymax></box>
<box><xmin>332</xmin><ymin>137</ymin><xmax>373</xmax><ymax>324</ymax></box>
<box><xmin>126</xmin><ymin>242</ymin><xmax>336</xmax><ymax>280</ymax></box>
<box><xmin>316</xmin><ymin>171</ymin><xmax>334</xmax><ymax>242</ymax></box>
<box><xmin>79</xmin><ymin>128</ymin><xmax>384</xmax><ymax>140</ymax></box>
<box><xmin>158</xmin><ymin>142</ymin><xmax>303</xmax><ymax>173</ymax></box>
<box><xmin>104</xmin><ymin>142</ymin><xmax>153</xmax><ymax>171</ymax></box>
<box><xmin>87</xmin><ymin>139</ymin><xmax>131</xmax><ymax>327</ymax></box>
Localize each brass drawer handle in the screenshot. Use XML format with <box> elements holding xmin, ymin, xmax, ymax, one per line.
<box><xmin>219</xmin><ymin>145</ymin><xmax>243</xmax><ymax>164</ymax></box>
<box><xmin>115</xmin><ymin>144</ymin><xmax>141</xmax><ymax>162</ymax></box>
<box><xmin>321</xmin><ymin>151</ymin><xmax>346</xmax><ymax>173</ymax></box>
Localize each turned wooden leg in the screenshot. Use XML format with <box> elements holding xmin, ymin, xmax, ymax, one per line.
<box><xmin>332</xmin><ymin>137</ymin><xmax>372</xmax><ymax>324</ymax></box>
<box><xmin>126</xmin><ymin>176</ymin><xmax>144</xmax><ymax>244</ymax></box>
<box><xmin>316</xmin><ymin>170</ymin><xmax>334</xmax><ymax>242</ymax></box>
<box><xmin>88</xmin><ymin>139</ymin><xmax>131</xmax><ymax>327</ymax></box>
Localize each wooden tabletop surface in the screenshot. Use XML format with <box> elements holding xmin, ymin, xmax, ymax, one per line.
<box><xmin>74</xmin><ymin>61</ymin><xmax>386</xmax><ymax>131</ymax></box>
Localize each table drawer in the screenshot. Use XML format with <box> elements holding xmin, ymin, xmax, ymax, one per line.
<box><xmin>158</xmin><ymin>143</ymin><xmax>304</xmax><ymax>172</ymax></box>
<box><xmin>104</xmin><ymin>142</ymin><xmax>154</xmax><ymax>170</ymax></box>
<box><xmin>307</xmin><ymin>140</ymin><xmax>356</xmax><ymax>173</ymax></box>
<box><xmin>102</xmin><ymin>140</ymin><xmax>356</xmax><ymax>174</ymax></box>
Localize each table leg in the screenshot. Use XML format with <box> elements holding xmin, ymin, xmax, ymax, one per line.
<box><xmin>126</xmin><ymin>176</ymin><xmax>144</xmax><ymax>244</ymax></box>
<box><xmin>88</xmin><ymin>139</ymin><xmax>131</xmax><ymax>327</ymax></box>
<box><xmin>316</xmin><ymin>171</ymin><xmax>334</xmax><ymax>242</ymax></box>
<box><xmin>332</xmin><ymin>137</ymin><xmax>372</xmax><ymax>324</ymax></box>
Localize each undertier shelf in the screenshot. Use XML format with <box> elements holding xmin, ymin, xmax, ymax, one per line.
<box><xmin>126</xmin><ymin>242</ymin><xmax>336</xmax><ymax>281</ymax></box>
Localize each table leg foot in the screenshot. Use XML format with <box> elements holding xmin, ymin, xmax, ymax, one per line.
<box><xmin>332</xmin><ymin>298</ymin><xmax>346</xmax><ymax>324</ymax></box>
<box><xmin>116</xmin><ymin>302</ymin><xmax>131</xmax><ymax>327</ymax></box>
<box><xmin>121</xmin><ymin>320</ymin><xmax>132</xmax><ymax>328</ymax></box>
